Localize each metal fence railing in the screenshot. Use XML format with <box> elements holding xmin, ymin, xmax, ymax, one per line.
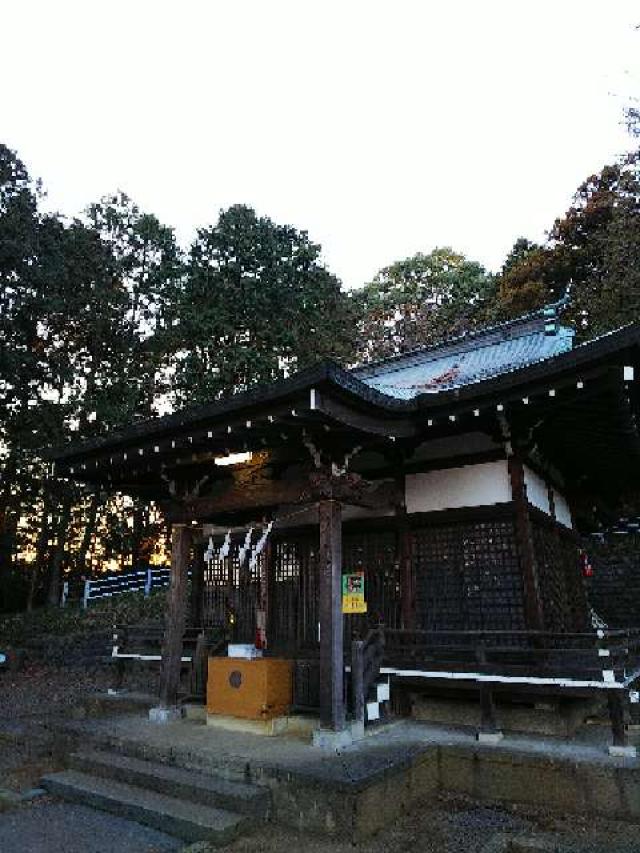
<box><xmin>60</xmin><ymin>566</ymin><xmax>172</xmax><ymax>609</ymax></box>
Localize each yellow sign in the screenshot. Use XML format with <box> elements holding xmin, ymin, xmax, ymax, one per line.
<box><xmin>342</xmin><ymin>572</ymin><xmax>367</xmax><ymax>614</ymax></box>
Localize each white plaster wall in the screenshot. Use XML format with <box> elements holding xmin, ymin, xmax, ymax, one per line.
<box><xmin>523</xmin><ymin>466</ymin><xmax>550</xmax><ymax>515</ymax></box>
<box><xmin>553</xmin><ymin>490</ymin><xmax>573</xmax><ymax>529</ymax></box>
<box><xmin>405</xmin><ymin>460</ymin><xmax>511</xmax><ymax>514</ymax></box>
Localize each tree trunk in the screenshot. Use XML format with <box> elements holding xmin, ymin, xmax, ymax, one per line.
<box><xmin>27</xmin><ymin>491</ymin><xmax>55</xmax><ymax>611</ymax></box>
<box><xmin>47</xmin><ymin>494</ymin><xmax>72</xmax><ymax>607</ymax></box>
<box><xmin>77</xmin><ymin>492</ymin><xmax>100</xmax><ymax>578</ymax></box>
<box><xmin>0</xmin><ymin>453</ymin><xmax>18</xmax><ymax>577</ymax></box>
<box><xmin>130</xmin><ymin>502</ymin><xmax>145</xmax><ymax>570</ymax></box>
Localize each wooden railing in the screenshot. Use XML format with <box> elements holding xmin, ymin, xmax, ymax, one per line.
<box><xmin>380</xmin><ymin>627</ymin><xmax>640</xmax><ymax>751</ymax></box>
<box><xmin>382</xmin><ymin>628</ymin><xmax>640</xmax><ymax>688</ymax></box>
<box><xmin>351</xmin><ymin>627</ymin><xmax>385</xmax><ymax>724</ymax></box>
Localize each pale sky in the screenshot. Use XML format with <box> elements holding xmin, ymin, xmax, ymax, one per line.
<box><xmin>2</xmin><ymin>1</ymin><xmax>638</xmax><ymax>288</ymax></box>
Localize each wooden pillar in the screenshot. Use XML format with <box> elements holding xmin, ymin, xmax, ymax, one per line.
<box><xmin>398</xmin><ymin>506</ymin><xmax>414</xmax><ymax>630</ymax></box>
<box><xmin>258</xmin><ymin>537</ymin><xmax>273</xmax><ymax>650</ymax></box>
<box><xmin>508</xmin><ymin>456</ymin><xmax>544</xmax><ymax>631</ymax></box>
<box><xmin>190</xmin><ymin>542</ymin><xmax>205</xmax><ymax>629</ymax></box>
<box><xmin>265</xmin><ymin>538</ymin><xmax>277</xmax><ymax>651</ymax></box>
<box><xmin>351</xmin><ymin>638</ymin><xmax>365</xmax><ymax>724</ymax></box>
<box><xmin>318</xmin><ymin>499</ymin><xmax>345</xmax><ymax>731</ymax></box>
<box><xmin>607</xmin><ymin>690</ymin><xmax>628</xmax><ymax>748</ymax></box>
<box><xmin>479</xmin><ymin>685</ymin><xmax>499</xmax><ymax>734</ymax></box>
<box><xmin>159</xmin><ymin>524</ymin><xmax>192</xmax><ymax>708</ymax></box>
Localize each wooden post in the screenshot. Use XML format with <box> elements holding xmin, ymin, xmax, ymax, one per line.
<box><xmin>352</xmin><ymin>638</ymin><xmax>365</xmax><ymax>724</ymax></box>
<box><xmin>259</xmin><ymin>538</ymin><xmax>273</xmax><ymax>650</ymax></box>
<box><xmin>479</xmin><ymin>685</ymin><xmax>499</xmax><ymax>733</ymax></box>
<box><xmin>398</xmin><ymin>508</ymin><xmax>414</xmax><ymax>630</ymax></box>
<box><xmin>476</xmin><ymin>643</ymin><xmax>502</xmax><ymax>741</ymax></box>
<box><xmin>266</xmin><ymin>538</ymin><xmax>277</xmax><ymax>651</ymax></box>
<box><xmin>159</xmin><ymin>524</ymin><xmax>192</xmax><ymax>709</ymax></box>
<box><xmin>607</xmin><ymin>689</ymin><xmax>628</xmax><ymax>748</ymax></box>
<box><xmin>189</xmin><ymin>546</ymin><xmax>205</xmax><ymax>629</ymax></box>
<box><xmin>508</xmin><ymin>456</ymin><xmax>544</xmax><ymax>631</ymax></box>
<box><xmin>318</xmin><ymin>499</ymin><xmax>345</xmax><ymax>731</ymax></box>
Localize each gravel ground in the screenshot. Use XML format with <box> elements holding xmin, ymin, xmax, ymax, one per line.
<box><xmin>0</xmin><ymin>801</ymin><xmax>181</xmax><ymax>853</ymax></box>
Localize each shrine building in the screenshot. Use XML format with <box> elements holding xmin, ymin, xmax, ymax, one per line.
<box><xmin>49</xmin><ymin>301</ymin><xmax>640</xmax><ymax>748</ymax></box>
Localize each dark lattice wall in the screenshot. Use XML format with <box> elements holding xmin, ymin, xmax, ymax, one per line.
<box><xmin>271</xmin><ymin>536</ymin><xmax>319</xmax><ymax>651</ymax></box>
<box><xmin>531</xmin><ymin>515</ymin><xmax>586</xmax><ymax>632</ymax></box>
<box><xmin>585</xmin><ymin>534</ymin><xmax>640</xmax><ymax>628</ymax></box>
<box><xmin>413</xmin><ymin>515</ymin><xmax>526</xmax><ymax>632</ymax></box>
<box><xmin>203</xmin><ymin>544</ymin><xmax>262</xmax><ymax>642</ymax></box>
<box><xmin>343</xmin><ymin>528</ymin><xmax>401</xmax><ymax>633</ymax></box>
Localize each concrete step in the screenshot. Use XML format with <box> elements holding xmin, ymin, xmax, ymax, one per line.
<box><xmin>69</xmin><ymin>750</ymin><xmax>270</xmax><ymax>818</ymax></box>
<box><xmin>41</xmin><ymin>770</ymin><xmax>246</xmax><ymax>844</ymax></box>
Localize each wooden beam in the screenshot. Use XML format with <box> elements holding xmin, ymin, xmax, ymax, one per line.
<box><xmin>307</xmin><ymin>471</ymin><xmax>401</xmax><ymax>509</ymax></box>
<box><xmin>159</xmin><ymin>524</ymin><xmax>192</xmax><ymax>708</ymax></box>
<box><xmin>318</xmin><ymin>499</ymin><xmax>345</xmax><ymax>731</ymax></box>
<box><xmin>163</xmin><ymin>479</ymin><xmax>306</xmax><ymax>520</ymax></box>
<box><xmin>508</xmin><ymin>456</ymin><xmax>544</xmax><ymax>631</ymax></box>
<box><xmin>162</xmin><ymin>472</ymin><xmax>401</xmax><ymax>521</ymax></box>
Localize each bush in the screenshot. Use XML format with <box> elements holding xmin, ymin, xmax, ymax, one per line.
<box><xmin>0</xmin><ymin>588</ymin><xmax>168</xmax><ymax>645</ymax></box>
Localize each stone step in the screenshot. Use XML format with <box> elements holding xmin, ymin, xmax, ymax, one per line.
<box><xmin>68</xmin><ymin>750</ymin><xmax>270</xmax><ymax>818</ymax></box>
<box><xmin>41</xmin><ymin>770</ymin><xmax>246</xmax><ymax>844</ymax></box>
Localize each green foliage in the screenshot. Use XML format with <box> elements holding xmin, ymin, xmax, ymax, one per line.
<box><xmin>0</xmin><ymin>588</ymin><xmax>167</xmax><ymax>645</ymax></box>
<box><xmin>496</xmin><ymin>142</ymin><xmax>640</xmax><ymax>338</ymax></box>
<box><xmin>171</xmin><ymin>204</ymin><xmax>354</xmax><ymax>405</ymax></box>
<box><xmin>353</xmin><ymin>247</ymin><xmax>496</xmax><ymax>362</ymax></box>
<box><xmin>0</xmin><ymin>151</ymin><xmax>356</xmax><ymax>614</ymax></box>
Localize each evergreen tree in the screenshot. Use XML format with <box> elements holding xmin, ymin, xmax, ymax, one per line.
<box><xmin>352</xmin><ymin>247</ymin><xmax>496</xmax><ymax>363</ymax></box>
<box><xmin>172</xmin><ymin>204</ymin><xmax>353</xmax><ymax>406</ymax></box>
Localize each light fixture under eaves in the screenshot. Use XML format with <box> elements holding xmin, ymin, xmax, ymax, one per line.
<box><xmin>214</xmin><ymin>451</ymin><xmax>253</xmax><ymax>467</ymax></box>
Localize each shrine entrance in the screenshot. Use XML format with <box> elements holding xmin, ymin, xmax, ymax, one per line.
<box><xmin>199</xmin><ymin>522</ymin><xmax>403</xmax><ymax>658</ymax></box>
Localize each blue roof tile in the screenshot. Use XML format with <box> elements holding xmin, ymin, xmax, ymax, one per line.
<box><xmin>351</xmin><ymin>307</ymin><xmax>575</xmax><ymax>400</ymax></box>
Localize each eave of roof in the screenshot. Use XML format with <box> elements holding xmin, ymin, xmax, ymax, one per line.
<box><xmin>47</xmin><ymin>322</ymin><xmax>640</xmax><ymax>465</ymax></box>
<box><xmin>47</xmin><ymin>361</ymin><xmax>414</xmax><ymax>463</ymax></box>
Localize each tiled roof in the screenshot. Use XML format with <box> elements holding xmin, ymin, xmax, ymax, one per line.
<box><xmin>351</xmin><ymin>305</ymin><xmax>575</xmax><ymax>400</ymax></box>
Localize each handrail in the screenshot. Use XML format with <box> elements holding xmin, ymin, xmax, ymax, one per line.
<box><xmin>77</xmin><ymin>566</ymin><xmax>177</xmax><ymax>608</ymax></box>
<box><xmin>382</xmin><ymin>628</ymin><xmax>640</xmax><ymax>687</ymax></box>
<box><xmin>351</xmin><ymin>627</ymin><xmax>385</xmax><ymax>723</ymax></box>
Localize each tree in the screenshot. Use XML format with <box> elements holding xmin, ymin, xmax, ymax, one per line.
<box><xmin>171</xmin><ymin>204</ymin><xmax>354</xmax><ymax>406</ymax></box>
<box><xmin>0</xmin><ymin>144</ymin><xmax>49</xmax><ymax>608</ymax></box>
<box><xmin>496</xmin><ymin>128</ymin><xmax>640</xmax><ymax>338</ymax></box>
<box><xmin>85</xmin><ymin>192</ymin><xmax>184</xmax><ymax>419</ymax></box>
<box><xmin>352</xmin><ymin>247</ymin><xmax>496</xmax><ymax>363</ymax></box>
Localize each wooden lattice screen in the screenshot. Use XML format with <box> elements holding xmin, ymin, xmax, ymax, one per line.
<box><xmin>343</xmin><ymin>528</ymin><xmax>401</xmax><ymax>635</ymax></box>
<box><xmin>202</xmin><ymin>544</ymin><xmax>263</xmax><ymax>643</ymax></box>
<box><xmin>531</xmin><ymin>516</ymin><xmax>585</xmax><ymax>632</ymax></box>
<box><xmin>413</xmin><ymin>517</ymin><xmax>526</xmax><ymax>633</ymax></box>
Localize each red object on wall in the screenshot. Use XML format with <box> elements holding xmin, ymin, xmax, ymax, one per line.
<box><xmin>580</xmin><ymin>550</ymin><xmax>594</xmax><ymax>577</ymax></box>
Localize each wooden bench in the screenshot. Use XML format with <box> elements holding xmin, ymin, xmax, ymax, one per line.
<box><xmin>110</xmin><ymin>624</ymin><xmax>226</xmax><ymax>700</ymax></box>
